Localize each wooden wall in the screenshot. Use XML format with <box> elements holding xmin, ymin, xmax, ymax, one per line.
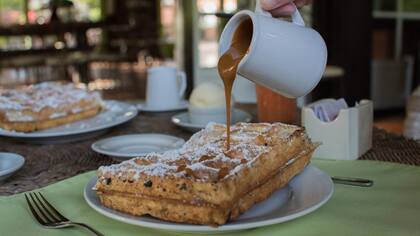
<box><xmin>313</xmin><ymin>0</ymin><xmax>373</xmax><ymax>104</ymax></box>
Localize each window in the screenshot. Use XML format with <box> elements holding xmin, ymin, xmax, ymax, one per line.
<box><xmin>373</xmin><ymin>0</ymin><xmax>420</xmax><ymax>58</ymax></box>
<box><xmin>0</xmin><ymin>0</ymin><xmax>26</xmax><ymax>26</ymax></box>
<box><xmin>403</xmin><ymin>0</ymin><xmax>420</xmax><ymax>12</ymax></box>
<box><xmin>0</xmin><ymin>0</ymin><xmax>101</xmax><ymax>26</ymax></box>
<box><xmin>160</xmin><ymin>0</ymin><xmax>176</xmax><ymax>43</ymax></box>
<box><xmin>0</xmin><ymin>0</ymin><xmax>102</xmax><ymax>50</ymax></box>
<box><xmin>197</xmin><ymin>0</ymin><xmax>242</xmax><ymax>68</ymax></box>
<box><xmin>27</xmin><ymin>0</ymin><xmax>101</xmax><ymax>23</ymax></box>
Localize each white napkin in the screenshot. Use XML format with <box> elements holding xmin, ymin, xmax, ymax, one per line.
<box><xmin>309</xmin><ymin>98</ymin><xmax>348</xmax><ymax>122</ymax></box>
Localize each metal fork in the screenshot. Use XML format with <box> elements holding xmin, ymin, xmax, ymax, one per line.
<box><xmin>24</xmin><ymin>192</ymin><xmax>104</xmax><ymax>236</ymax></box>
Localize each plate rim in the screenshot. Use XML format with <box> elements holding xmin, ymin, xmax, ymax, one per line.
<box><xmin>84</xmin><ymin>165</ymin><xmax>334</xmax><ymax>233</ymax></box>
<box><xmin>0</xmin><ymin>152</ymin><xmax>25</xmax><ymax>177</ymax></box>
<box><xmin>171</xmin><ymin>109</ymin><xmax>252</xmax><ymax>130</ymax></box>
<box><xmin>0</xmin><ymin>100</ymin><xmax>138</xmax><ymax>138</ymax></box>
<box><xmin>137</xmin><ymin>100</ymin><xmax>188</xmax><ymax>112</ymax></box>
<box><xmin>91</xmin><ymin>134</ymin><xmax>186</xmax><ymax>157</ymax></box>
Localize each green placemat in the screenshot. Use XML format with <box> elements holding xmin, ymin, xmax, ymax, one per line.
<box><xmin>1</xmin><ymin>160</ymin><xmax>420</xmax><ymax>236</ymax></box>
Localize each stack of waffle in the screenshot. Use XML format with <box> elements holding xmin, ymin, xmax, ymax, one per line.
<box><xmin>0</xmin><ymin>82</ymin><xmax>103</xmax><ymax>132</ymax></box>
<box><xmin>95</xmin><ymin>122</ymin><xmax>318</xmax><ymax>226</ymax></box>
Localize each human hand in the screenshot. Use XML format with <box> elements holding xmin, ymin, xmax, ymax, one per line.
<box><xmin>259</xmin><ymin>0</ymin><xmax>312</xmax><ymax>17</ymax></box>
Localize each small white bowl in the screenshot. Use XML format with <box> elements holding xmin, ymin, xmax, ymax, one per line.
<box><xmin>188</xmin><ymin>105</ymin><xmax>235</xmax><ymax>126</ymax></box>
<box><xmin>0</xmin><ymin>152</ymin><xmax>25</xmax><ymax>181</ymax></box>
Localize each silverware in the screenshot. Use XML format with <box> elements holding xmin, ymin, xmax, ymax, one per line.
<box><xmin>25</xmin><ymin>192</ymin><xmax>103</xmax><ymax>236</ymax></box>
<box><xmin>332</xmin><ymin>176</ymin><xmax>374</xmax><ymax>187</ymax></box>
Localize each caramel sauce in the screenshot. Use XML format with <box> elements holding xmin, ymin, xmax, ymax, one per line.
<box><xmin>218</xmin><ymin>18</ymin><xmax>253</xmax><ymax>150</ymax></box>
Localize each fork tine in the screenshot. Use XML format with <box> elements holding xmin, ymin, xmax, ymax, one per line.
<box><xmin>25</xmin><ymin>193</ymin><xmax>46</xmax><ymax>225</ymax></box>
<box><xmin>38</xmin><ymin>192</ymin><xmax>69</xmax><ymax>221</ymax></box>
<box><xmin>28</xmin><ymin>192</ymin><xmax>56</xmax><ymax>224</ymax></box>
<box><xmin>33</xmin><ymin>192</ymin><xmax>62</xmax><ymax>222</ymax></box>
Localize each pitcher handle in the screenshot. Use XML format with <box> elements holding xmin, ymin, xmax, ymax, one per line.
<box><xmin>177</xmin><ymin>71</ymin><xmax>187</xmax><ymax>98</ymax></box>
<box><xmin>255</xmin><ymin>1</ymin><xmax>305</xmax><ymax>26</ymax></box>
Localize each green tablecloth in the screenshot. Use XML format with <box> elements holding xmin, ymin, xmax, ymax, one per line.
<box><xmin>1</xmin><ymin>160</ymin><xmax>419</xmax><ymax>236</ymax></box>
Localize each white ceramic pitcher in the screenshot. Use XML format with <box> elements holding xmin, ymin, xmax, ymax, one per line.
<box><xmin>219</xmin><ymin>3</ymin><xmax>327</xmax><ymax>98</ymax></box>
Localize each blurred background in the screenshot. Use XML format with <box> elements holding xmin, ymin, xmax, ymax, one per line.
<box><xmin>0</xmin><ymin>0</ymin><xmax>419</xmax><ymax>136</ymax></box>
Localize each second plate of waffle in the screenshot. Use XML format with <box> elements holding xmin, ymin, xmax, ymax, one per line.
<box><xmin>0</xmin><ymin>101</ymin><xmax>137</xmax><ymax>143</ymax></box>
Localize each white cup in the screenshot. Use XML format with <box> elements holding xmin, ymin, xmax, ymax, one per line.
<box><xmin>219</xmin><ymin>4</ymin><xmax>327</xmax><ymax>98</ymax></box>
<box><xmin>146</xmin><ymin>66</ymin><xmax>187</xmax><ymax>109</ymax></box>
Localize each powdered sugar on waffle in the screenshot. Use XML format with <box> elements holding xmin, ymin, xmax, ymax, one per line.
<box><xmin>0</xmin><ymin>82</ymin><xmax>102</xmax><ymax>121</ymax></box>
<box><xmin>98</xmin><ymin>122</ymin><xmax>303</xmax><ymax>182</ymax></box>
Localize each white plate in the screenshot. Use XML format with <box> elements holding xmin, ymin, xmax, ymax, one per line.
<box><xmin>137</xmin><ymin>100</ymin><xmax>188</xmax><ymax>112</ymax></box>
<box><xmin>0</xmin><ymin>101</ymin><xmax>138</xmax><ymax>144</ymax></box>
<box><xmin>171</xmin><ymin>109</ymin><xmax>252</xmax><ymax>132</ymax></box>
<box><xmin>91</xmin><ymin>134</ymin><xmax>185</xmax><ymax>161</ymax></box>
<box><xmin>84</xmin><ymin>165</ymin><xmax>333</xmax><ymax>234</ymax></box>
<box><xmin>0</xmin><ymin>152</ymin><xmax>25</xmax><ymax>181</ymax></box>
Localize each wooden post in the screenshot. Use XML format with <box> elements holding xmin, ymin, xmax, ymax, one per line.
<box><xmin>179</xmin><ymin>0</ymin><xmax>194</xmax><ymax>98</ymax></box>
<box><xmin>312</xmin><ymin>0</ymin><xmax>373</xmax><ymax>104</ymax></box>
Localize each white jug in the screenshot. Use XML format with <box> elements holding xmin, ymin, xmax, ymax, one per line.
<box><xmin>219</xmin><ymin>3</ymin><xmax>327</xmax><ymax>98</ymax></box>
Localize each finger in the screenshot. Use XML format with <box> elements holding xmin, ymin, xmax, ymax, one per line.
<box><xmin>268</xmin><ymin>2</ymin><xmax>296</xmax><ymax>17</ymax></box>
<box><xmin>260</xmin><ymin>0</ymin><xmax>293</xmax><ymax>11</ymax></box>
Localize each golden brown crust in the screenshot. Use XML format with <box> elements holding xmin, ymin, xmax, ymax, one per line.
<box><xmin>229</xmin><ymin>151</ymin><xmax>312</xmax><ymax>219</ymax></box>
<box><xmin>96</xmin><ymin>123</ymin><xmax>315</xmax><ymax>208</ymax></box>
<box><xmin>97</xmin><ymin>149</ymin><xmax>313</xmax><ymax>225</ymax></box>
<box><xmin>95</xmin><ymin>122</ymin><xmax>318</xmax><ymax>225</ymax></box>
<box><xmin>0</xmin><ymin>82</ymin><xmax>103</xmax><ymax>132</ymax></box>
<box><xmin>0</xmin><ymin>106</ymin><xmax>102</xmax><ymax>132</ymax></box>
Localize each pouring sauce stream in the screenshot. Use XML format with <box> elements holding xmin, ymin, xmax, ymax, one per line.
<box><xmin>217</xmin><ymin>18</ymin><xmax>253</xmax><ymax>150</ymax></box>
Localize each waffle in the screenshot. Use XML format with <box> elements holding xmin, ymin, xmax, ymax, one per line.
<box><xmin>0</xmin><ymin>82</ymin><xmax>103</xmax><ymax>132</ymax></box>
<box><xmin>95</xmin><ymin>122</ymin><xmax>318</xmax><ymax>225</ymax></box>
